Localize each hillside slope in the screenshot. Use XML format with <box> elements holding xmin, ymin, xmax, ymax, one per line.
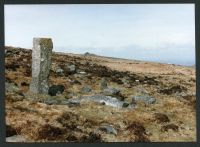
<box><xmin>5</xmin><ymin>46</ymin><xmax>196</xmax><ymax>142</ymax></box>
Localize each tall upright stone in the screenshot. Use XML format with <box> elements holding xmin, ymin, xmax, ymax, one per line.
<box><xmin>30</xmin><ymin>38</ymin><xmax>53</xmax><ymax>94</ymax></box>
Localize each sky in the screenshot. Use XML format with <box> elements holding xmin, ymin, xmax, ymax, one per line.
<box><xmin>5</xmin><ymin>4</ymin><xmax>195</xmax><ymax>65</ymax></box>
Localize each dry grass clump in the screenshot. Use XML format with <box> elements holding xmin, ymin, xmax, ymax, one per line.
<box><xmin>127</xmin><ymin>121</ymin><xmax>150</xmax><ymax>142</ymax></box>
<box><xmin>161</xmin><ymin>124</ymin><xmax>179</xmax><ymax>132</ymax></box>
<box><xmin>154</xmin><ymin>113</ymin><xmax>170</xmax><ymax>123</ymax></box>
<box><xmin>6</xmin><ymin>125</ymin><xmax>17</xmax><ymax>137</ymax></box>
<box><xmin>36</xmin><ymin>124</ymin><xmax>67</xmax><ymax>141</ymax></box>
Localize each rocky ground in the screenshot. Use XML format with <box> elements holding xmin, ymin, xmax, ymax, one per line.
<box><xmin>5</xmin><ymin>46</ymin><xmax>196</xmax><ymax>142</ymax></box>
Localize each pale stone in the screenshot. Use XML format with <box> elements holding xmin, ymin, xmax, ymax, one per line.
<box><xmin>30</xmin><ymin>38</ymin><xmax>53</xmax><ymax>94</ymax></box>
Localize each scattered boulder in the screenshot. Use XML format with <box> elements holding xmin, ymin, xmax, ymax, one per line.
<box><xmin>48</xmin><ymin>85</ymin><xmax>65</xmax><ymax>96</ymax></box>
<box><xmin>132</xmin><ymin>95</ymin><xmax>156</xmax><ymax>105</ymax></box>
<box><xmin>83</xmin><ymin>94</ymin><xmax>125</xmax><ymax>108</ymax></box>
<box><xmin>55</xmin><ymin>66</ymin><xmax>64</xmax><ymax>76</ymax></box>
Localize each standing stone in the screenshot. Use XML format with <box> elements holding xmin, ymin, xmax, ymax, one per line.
<box><xmin>30</xmin><ymin>38</ymin><xmax>53</xmax><ymax>94</ymax></box>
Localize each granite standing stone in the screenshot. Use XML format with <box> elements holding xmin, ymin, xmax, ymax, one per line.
<box><xmin>30</xmin><ymin>38</ymin><xmax>53</xmax><ymax>94</ymax></box>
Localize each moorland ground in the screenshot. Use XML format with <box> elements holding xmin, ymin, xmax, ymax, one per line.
<box><xmin>5</xmin><ymin>46</ymin><xmax>196</xmax><ymax>142</ymax></box>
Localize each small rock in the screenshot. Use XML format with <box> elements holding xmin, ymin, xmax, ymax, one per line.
<box><xmin>100</xmin><ymin>101</ymin><xmax>106</xmax><ymax>105</ymax></box>
<box><xmin>67</xmin><ymin>99</ymin><xmax>81</xmax><ymax>107</ymax></box>
<box><xmin>85</xmin><ymin>94</ymin><xmax>125</xmax><ymax>108</ymax></box>
<box><xmin>122</xmin><ymin>102</ymin><xmax>129</xmax><ymax>108</ymax></box>
<box><xmin>79</xmin><ymin>71</ymin><xmax>87</xmax><ymax>74</ymax></box>
<box><xmin>80</xmin><ymin>85</ymin><xmax>92</xmax><ymax>93</ymax></box>
<box><xmin>48</xmin><ymin>85</ymin><xmax>65</xmax><ymax>96</ymax></box>
<box><xmin>103</xmin><ymin>88</ymin><xmax>120</xmax><ymax>96</ymax></box>
<box><xmin>135</xmin><ymin>80</ymin><xmax>140</xmax><ymax>83</ymax></box>
<box><xmin>65</xmin><ymin>64</ymin><xmax>76</xmax><ymax>74</ymax></box>
<box><xmin>43</xmin><ymin>98</ymin><xmax>59</xmax><ymax>105</ymax></box>
<box><xmin>45</xmin><ymin>98</ymin><xmax>71</xmax><ymax>105</ymax></box>
<box><xmin>132</xmin><ymin>95</ymin><xmax>156</xmax><ymax>104</ymax></box>
<box><xmin>55</xmin><ymin>66</ymin><xmax>64</xmax><ymax>76</ymax></box>
<box><xmin>99</xmin><ymin>125</ymin><xmax>117</xmax><ymax>135</ymax></box>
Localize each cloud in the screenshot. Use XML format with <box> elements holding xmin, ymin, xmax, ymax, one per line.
<box><xmin>4</xmin><ymin>4</ymin><xmax>195</xmax><ymax>65</ymax></box>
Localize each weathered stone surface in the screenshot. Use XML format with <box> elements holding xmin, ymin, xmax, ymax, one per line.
<box><xmin>103</xmin><ymin>88</ymin><xmax>120</xmax><ymax>96</ymax></box>
<box><xmin>83</xmin><ymin>94</ymin><xmax>125</xmax><ymax>108</ymax></box>
<box><xmin>30</xmin><ymin>38</ymin><xmax>53</xmax><ymax>94</ymax></box>
<box><xmin>132</xmin><ymin>95</ymin><xmax>156</xmax><ymax>104</ymax></box>
<box><xmin>80</xmin><ymin>85</ymin><xmax>92</xmax><ymax>93</ymax></box>
<box><xmin>99</xmin><ymin>125</ymin><xmax>117</xmax><ymax>135</ymax></box>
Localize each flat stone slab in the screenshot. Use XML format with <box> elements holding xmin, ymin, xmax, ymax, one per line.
<box><xmin>132</xmin><ymin>95</ymin><xmax>156</xmax><ymax>104</ymax></box>
<box><xmin>82</xmin><ymin>94</ymin><xmax>134</xmax><ymax>108</ymax></box>
<box><xmin>6</xmin><ymin>135</ymin><xmax>28</xmax><ymax>142</ymax></box>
